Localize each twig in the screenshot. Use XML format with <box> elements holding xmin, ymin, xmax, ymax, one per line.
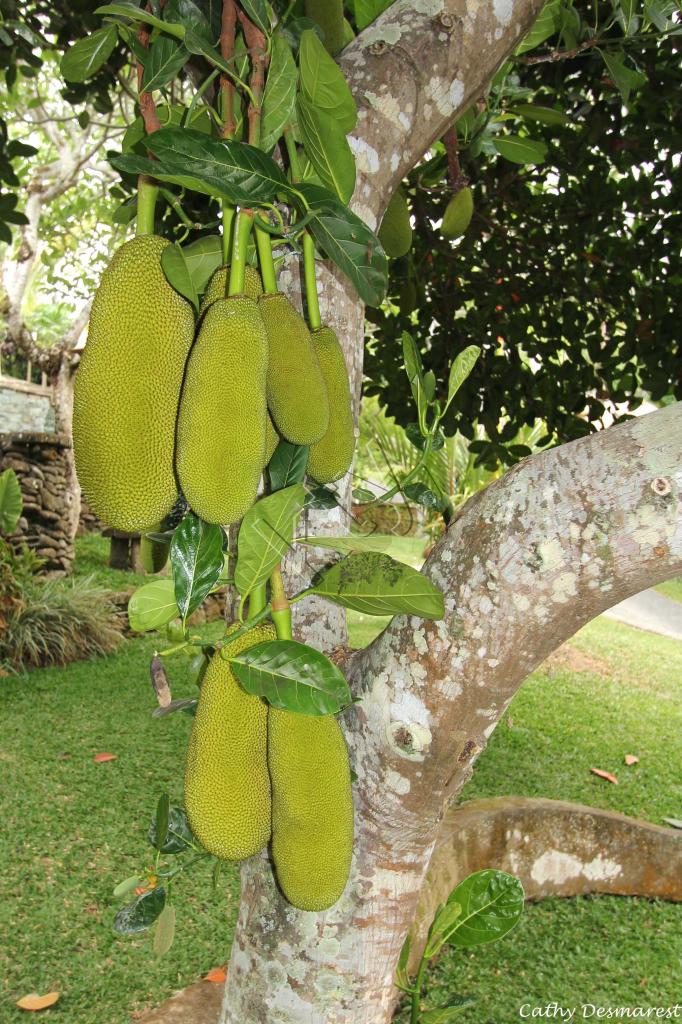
<box><xmin>442</xmin><ymin>125</ymin><xmax>467</xmax><ymax>193</ymax></box>
<box><xmin>136</xmin><ymin>8</ymin><xmax>162</xmax><ymax>135</ymax></box>
<box><xmin>220</xmin><ymin>0</ymin><xmax>238</xmax><ymax>139</ymax></box>
<box><xmin>515</xmin><ymin>35</ymin><xmax>600</xmax><ymax>65</ymax></box>
<box><xmin>237</xmin><ymin>7</ymin><xmax>268</xmax><ymax>146</ymax></box>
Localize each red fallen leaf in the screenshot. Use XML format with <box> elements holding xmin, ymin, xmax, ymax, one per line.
<box><xmin>203</xmin><ymin>967</ymin><xmax>227</xmax><ymax>983</ymax></box>
<box><xmin>17</xmin><ymin>992</ymin><xmax>60</xmax><ymax>1011</ymax></box>
<box><xmin>93</xmin><ymin>753</ymin><xmax>117</xmax><ymax>763</ymax></box>
<box><xmin>591</xmin><ymin>767</ymin><xmax>618</xmax><ymax>785</ymax></box>
<box><xmin>624</xmin><ymin>754</ymin><xmax>639</xmax><ymax>766</ymax></box>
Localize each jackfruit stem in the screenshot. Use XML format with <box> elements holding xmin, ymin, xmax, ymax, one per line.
<box><xmin>136</xmin><ymin>177</ymin><xmax>158</xmax><ymax>236</ymax></box>
<box><xmin>302</xmin><ymin>232</ymin><xmax>322</xmax><ymax>331</ymax></box>
<box><xmin>228</xmin><ymin>209</ymin><xmax>254</xmax><ymax>296</ymax></box>
<box><xmin>248</xmin><ymin>583</ymin><xmax>267</xmax><ymax>617</ymax></box>
<box><xmin>255</xmin><ymin>224</ymin><xmax>278</xmax><ymax>294</ymax></box>
<box><xmin>270</xmin><ymin>565</ymin><xmax>292</xmax><ymax>640</ymax></box>
<box><xmin>221</xmin><ymin>202</ymin><xmax>235</xmax><ymax>266</ymax></box>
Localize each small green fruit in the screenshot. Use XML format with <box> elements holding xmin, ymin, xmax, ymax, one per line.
<box><xmin>378</xmin><ymin>189</ymin><xmax>412</xmax><ymax>259</ymax></box>
<box><xmin>441</xmin><ymin>187</ymin><xmax>474</xmax><ymax>239</ymax></box>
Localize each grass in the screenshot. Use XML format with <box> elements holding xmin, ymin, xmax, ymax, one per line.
<box><xmin>1</xmin><ymin>536</ymin><xmax>681</xmax><ymax>1022</ymax></box>
<box><xmin>655</xmin><ymin>576</ymin><xmax>682</xmax><ymax>604</ymax></box>
<box><xmin>73</xmin><ymin>533</ymin><xmax>147</xmax><ymax>591</ymax></box>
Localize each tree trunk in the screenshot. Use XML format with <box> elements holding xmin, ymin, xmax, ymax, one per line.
<box><xmin>217</xmin><ymin>3</ymin><xmax>682</xmax><ymax>1022</ymax></box>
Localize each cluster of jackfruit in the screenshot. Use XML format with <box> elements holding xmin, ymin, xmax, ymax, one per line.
<box><xmin>72</xmin><ymin>235</ymin><xmax>356</xmax><ymax>534</ymax></box>
<box><xmin>184</xmin><ymin>625</ymin><xmax>354</xmax><ymax>911</ymax></box>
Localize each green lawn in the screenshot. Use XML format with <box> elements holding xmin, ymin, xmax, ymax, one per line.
<box><xmin>655</xmin><ymin>576</ymin><xmax>682</xmax><ymax>604</ymax></box>
<box><xmin>1</xmin><ymin>537</ymin><xmax>680</xmax><ymax>1022</ymax></box>
<box><xmin>73</xmin><ymin>533</ymin><xmax>148</xmax><ymax>591</ymax></box>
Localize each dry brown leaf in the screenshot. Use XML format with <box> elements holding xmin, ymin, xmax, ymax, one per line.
<box><xmin>624</xmin><ymin>754</ymin><xmax>639</xmax><ymax>766</ymax></box>
<box><xmin>93</xmin><ymin>752</ymin><xmax>117</xmax><ymax>763</ymax></box>
<box><xmin>16</xmin><ymin>992</ymin><xmax>60</xmax><ymax>1011</ymax></box>
<box><xmin>590</xmin><ymin>767</ymin><xmax>618</xmax><ymax>785</ymax></box>
<box><xmin>203</xmin><ymin>967</ymin><xmax>227</xmax><ymax>983</ymax></box>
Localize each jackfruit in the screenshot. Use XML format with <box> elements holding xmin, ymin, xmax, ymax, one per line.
<box><xmin>200</xmin><ymin>264</ymin><xmax>263</xmax><ymax>314</ymax></box>
<box><xmin>73</xmin><ymin>235</ymin><xmax>195</xmax><ymax>532</ymax></box>
<box><xmin>258</xmin><ymin>293</ymin><xmax>329</xmax><ymax>445</ymax></box>
<box><xmin>307</xmin><ymin>327</ymin><xmax>355</xmax><ymax>484</ymax></box>
<box><xmin>176</xmin><ymin>295</ymin><xmax>267</xmax><ymax>525</ymax></box>
<box><xmin>441</xmin><ymin>187</ymin><xmax>473</xmax><ymax>239</ymax></box>
<box><xmin>378</xmin><ymin>189</ymin><xmax>412</xmax><ymax>258</ymax></box>
<box><xmin>264</xmin><ymin>414</ymin><xmax>279</xmax><ymax>467</ymax></box>
<box><xmin>184</xmin><ymin>624</ymin><xmax>274</xmax><ymax>860</ymax></box>
<box><xmin>268</xmin><ymin>709</ymin><xmax>354</xmax><ymax>911</ymax></box>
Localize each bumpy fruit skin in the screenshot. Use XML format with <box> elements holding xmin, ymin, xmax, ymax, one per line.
<box><xmin>73</xmin><ymin>235</ymin><xmax>195</xmax><ymax>532</ymax></box>
<box><xmin>200</xmin><ymin>264</ymin><xmax>263</xmax><ymax>314</ymax></box>
<box><xmin>268</xmin><ymin>709</ymin><xmax>354</xmax><ymax>911</ymax></box>
<box><xmin>264</xmin><ymin>414</ymin><xmax>279</xmax><ymax>467</ymax></box>
<box><xmin>307</xmin><ymin>327</ymin><xmax>355</xmax><ymax>484</ymax></box>
<box><xmin>378</xmin><ymin>189</ymin><xmax>412</xmax><ymax>258</ymax></box>
<box><xmin>258</xmin><ymin>293</ymin><xmax>329</xmax><ymax>445</ymax></box>
<box><xmin>176</xmin><ymin>295</ymin><xmax>267</xmax><ymax>525</ymax></box>
<box><xmin>184</xmin><ymin>624</ymin><xmax>275</xmax><ymax>861</ymax></box>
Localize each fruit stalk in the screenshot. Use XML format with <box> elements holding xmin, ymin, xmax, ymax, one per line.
<box><xmin>270</xmin><ymin>565</ymin><xmax>292</xmax><ymax>641</ymax></box>
<box><xmin>228</xmin><ymin>209</ymin><xmax>255</xmax><ymax>296</ymax></box>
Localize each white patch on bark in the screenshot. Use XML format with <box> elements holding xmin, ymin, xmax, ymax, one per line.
<box><xmin>530</xmin><ymin>849</ymin><xmax>622</xmax><ymax>885</ymax></box>
<box><xmin>348</xmin><ymin>135</ymin><xmax>380</xmax><ymax>173</ymax></box>
<box><xmin>386</xmin><ymin>769</ymin><xmax>411</xmax><ymax>795</ymax></box>
<box><xmin>494</xmin><ymin>0</ymin><xmax>514</xmax><ymax>25</ymax></box>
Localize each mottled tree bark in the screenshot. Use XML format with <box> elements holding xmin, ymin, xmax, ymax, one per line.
<box><xmin>217</xmin><ymin>3</ymin><xmax>682</xmax><ymax>1023</ymax></box>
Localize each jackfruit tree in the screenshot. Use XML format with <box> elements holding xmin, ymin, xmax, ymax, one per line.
<box><xmin>36</xmin><ymin>0</ymin><xmax>682</xmax><ymax>1021</ymax></box>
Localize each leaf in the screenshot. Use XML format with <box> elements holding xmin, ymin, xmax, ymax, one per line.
<box><xmin>304</xmin><ymin>484</ymin><xmax>340</xmax><ymax>509</ymax></box>
<box><xmin>624</xmin><ymin>753</ymin><xmax>639</xmax><ymax>766</ymax></box>
<box><xmin>445</xmin><ymin>345</ymin><xmax>481</xmax><ymax>412</ymax></box>
<box><xmin>403</xmin><ymin>483</ymin><xmax>439</xmax><ymax>509</ymax></box>
<box><xmin>234</xmin><ymin>484</ymin><xmax>305</xmax><ymax>600</ymax></box>
<box><xmin>230</xmin><ymin>638</ymin><xmax>352</xmax><ymax>715</ymax></box>
<box><xmin>0</xmin><ymin>467</ymin><xmax>22</xmax><ymax>534</ymax></box>
<box><xmin>128</xmin><ymin>579</ymin><xmax>179</xmax><ymax>633</ymax></box>
<box><xmin>161</xmin><ymin>242</ymin><xmax>199</xmax><ymax>310</ymax></box>
<box><xmin>111</xmin><ymin>128</ymin><xmax>291</xmax><ymax>206</ymax></box>
<box><xmin>141</xmin><ymin>35</ymin><xmax>189</xmax><ymax>92</ymax></box>
<box><xmin>396</xmin><ymin>931</ymin><xmax>412</xmax><ymax>989</ymax></box>
<box><xmin>352</xmin><ymin>487</ymin><xmax>375</xmax><ymax>503</ymax></box>
<box><xmin>153</xmin><ymin>904</ymin><xmax>176</xmax><ymax>956</ymax></box>
<box><xmin>620</xmin><ymin>0</ymin><xmax>637</xmax><ymax>33</ymax></box>
<box><xmin>421</xmin><ymin>999</ymin><xmax>476</xmax><ymax>1022</ymax></box>
<box><xmin>297</xmin><ymin>182</ymin><xmax>387</xmax><ymax>306</ymax></box>
<box><xmin>298</xmin><ymin>534</ymin><xmax>395</xmax><ymax>554</ymax></box>
<box><xmin>61</xmin><ymin>25</ymin><xmax>118</xmax><ymax>82</ymax></box>
<box><xmin>663</xmin><ymin>817</ymin><xmax>682</xmax><ymax>829</ymax></box>
<box><xmin>114</xmin><ymin>887</ymin><xmax>166</xmax><ymax>935</ymax></box>
<box><xmin>96</xmin><ymin>3</ymin><xmax>185</xmax><ymax>39</ymax></box>
<box><xmin>170</xmin><ymin>512</ymin><xmax>224</xmax><ymax>624</ymax></box>
<box><xmin>148</xmin><ymin>805</ymin><xmax>195</xmax><ymax>853</ymax></box>
<box><xmin>444</xmin><ymin>869</ymin><xmax>524</xmax><ymax>948</ymax></box>
<box><xmin>402</xmin><ymin>331</ymin><xmax>427</xmax><ymax>432</ymax></box>
<box><xmin>113</xmin><ymin>875</ymin><xmax>143</xmax><ymax>899</ymax></box>
<box><xmin>591</xmin><ymin>767</ymin><xmax>619</xmax><ymax>784</ymax></box>
<box><xmin>299</xmin><ymin>29</ymin><xmax>357</xmax><ymax>132</ymax></box>
<box><xmin>515</xmin><ymin>0</ymin><xmax>561</xmax><ymax>54</ymax></box>
<box><xmin>182</xmin><ymin>234</ymin><xmax>223</xmax><ymax>293</ymax></box>
<box><xmin>510</xmin><ymin>104</ymin><xmax>570</xmax><ymax>126</ymax></box>
<box><xmin>16</xmin><ymin>993</ymin><xmax>60</xmax><ymax>1012</ymax></box>
<box><xmin>311</xmin><ymin>552</ymin><xmax>445</xmax><ymax>619</ymax></box>
<box><xmin>260</xmin><ymin>32</ymin><xmax>297</xmax><ymax>152</ymax></box>
<box><xmin>240</xmin><ymin>0</ymin><xmax>272</xmax><ymax>35</ymax></box>
<box><xmin>93</xmin><ymin>752</ymin><xmax>117</xmax><ymax>763</ymax></box>
<box><xmin>493</xmin><ymin>135</ymin><xmax>548</xmax><ymax>165</ymax></box>
<box><xmin>152</xmin><ymin>696</ymin><xmax>198</xmax><ymax>719</ymax></box>
<box><xmin>154</xmin><ymin>794</ymin><xmax>170</xmax><ymax>851</ymax></box>
<box><xmin>268</xmin><ymin>442</ymin><xmax>309</xmax><ymax>491</ymax></box>
<box><xmin>601</xmin><ymin>50</ymin><xmax>647</xmax><ymax>104</ymax></box>
<box><xmin>355</xmin><ymin>0</ymin><xmax>394</xmax><ymax>30</ymax></box>
<box><xmin>204</xmin><ymin>966</ymin><xmax>227</xmax><ymax>983</ymax></box>
<box><xmin>297</xmin><ymin>96</ymin><xmax>356</xmax><ymax>203</ymax></box>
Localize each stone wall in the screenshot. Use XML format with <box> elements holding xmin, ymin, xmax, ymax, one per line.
<box><xmin>1</xmin><ymin>432</ymin><xmax>75</xmax><ymax>574</ymax></box>
<box><xmin>0</xmin><ymin>381</ymin><xmax>56</xmax><ymax>434</ymax></box>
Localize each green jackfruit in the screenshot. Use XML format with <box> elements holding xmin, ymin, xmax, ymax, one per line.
<box><xmin>264</xmin><ymin>414</ymin><xmax>279</xmax><ymax>467</ymax></box>
<box><xmin>258</xmin><ymin>293</ymin><xmax>329</xmax><ymax>445</ymax></box>
<box><xmin>307</xmin><ymin>327</ymin><xmax>355</xmax><ymax>484</ymax></box>
<box><xmin>176</xmin><ymin>295</ymin><xmax>268</xmax><ymax>525</ymax></box>
<box><xmin>73</xmin><ymin>235</ymin><xmax>195</xmax><ymax>532</ymax></box>
<box><xmin>378</xmin><ymin>189</ymin><xmax>412</xmax><ymax>258</ymax></box>
<box><xmin>441</xmin><ymin>187</ymin><xmax>473</xmax><ymax>239</ymax></box>
<box><xmin>268</xmin><ymin>709</ymin><xmax>353</xmax><ymax>911</ymax></box>
<box><xmin>184</xmin><ymin>624</ymin><xmax>275</xmax><ymax>861</ymax></box>
<box><xmin>200</xmin><ymin>264</ymin><xmax>263</xmax><ymax>314</ymax></box>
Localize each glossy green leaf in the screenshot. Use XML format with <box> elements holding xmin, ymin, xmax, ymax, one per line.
<box><xmin>0</xmin><ymin>468</ymin><xmax>22</xmax><ymax>534</ymax></box>
<box><xmin>402</xmin><ymin>331</ymin><xmax>428</xmax><ymax>433</ymax></box>
<box><xmin>182</xmin><ymin>234</ymin><xmax>223</xmax><ymax>294</ymax></box>
<box><xmin>230</xmin><ymin>639</ymin><xmax>352</xmax><ymax>715</ymax></box>
<box><xmin>96</xmin><ymin>3</ymin><xmax>185</xmax><ymax>39</ymax></box>
<box><xmin>153</xmin><ymin>904</ymin><xmax>176</xmax><ymax>956</ymax></box>
<box><xmin>148</xmin><ymin>805</ymin><xmax>195</xmax><ymax>853</ymax></box>
<box><xmin>444</xmin><ymin>869</ymin><xmax>524</xmax><ymax>948</ymax></box>
<box><xmin>161</xmin><ymin>242</ymin><xmax>199</xmax><ymax>310</ymax></box>
<box><xmin>445</xmin><ymin>345</ymin><xmax>480</xmax><ymax>411</ymax></box>
<box><xmin>170</xmin><ymin>511</ymin><xmax>224</xmax><ymax>623</ymax></box>
<box><xmin>421</xmin><ymin>999</ymin><xmax>476</xmax><ymax>1023</ymax></box>
<box><xmin>61</xmin><ymin>25</ymin><xmax>118</xmax><ymax>82</ymax></box>
<box><xmin>141</xmin><ymin>35</ymin><xmax>189</xmax><ymax>92</ymax></box>
<box><xmin>403</xmin><ymin>482</ymin><xmax>439</xmax><ymax>509</ymax></box>
<box><xmin>311</xmin><ymin>552</ymin><xmax>445</xmax><ymax>619</ymax></box>
<box><xmin>304</xmin><ymin>484</ymin><xmax>339</xmax><ymax>509</ymax></box>
<box><xmin>128</xmin><ymin>579</ymin><xmax>178</xmax><ymax>633</ymax></box>
<box><xmin>355</xmin><ymin>0</ymin><xmax>393</xmax><ymax>29</ymax></box>
<box><xmin>299</xmin><ymin>29</ymin><xmax>357</xmax><ymax>133</ymax></box>
<box><xmin>601</xmin><ymin>50</ymin><xmax>647</xmax><ymax>104</ymax></box>
<box><xmin>493</xmin><ymin>135</ymin><xmax>548</xmax><ymax>165</ymax></box>
<box><xmin>298</xmin><ymin>534</ymin><xmax>395</xmax><ymax>554</ymax></box>
<box><xmin>153</xmin><ymin>794</ymin><xmax>170</xmax><ymax>852</ymax></box>
<box><xmin>515</xmin><ymin>0</ymin><xmax>561</xmax><ymax>53</ymax></box>
<box><xmin>297</xmin><ymin>182</ymin><xmax>387</xmax><ymax>306</ymax></box>
<box><xmin>395</xmin><ymin>931</ymin><xmax>412</xmax><ymax>989</ymax></box>
<box><xmin>112</xmin><ymin>875</ymin><xmax>143</xmax><ymax>899</ymax></box>
<box><xmin>261</xmin><ymin>33</ymin><xmax>298</xmax><ymax>153</ymax></box>
<box><xmin>234</xmin><ymin>484</ymin><xmax>305</xmax><ymax>600</ymax></box>
<box><xmin>297</xmin><ymin>95</ymin><xmax>356</xmax><ymax>202</ymax></box>
<box><xmin>269</xmin><ymin>441</ymin><xmax>309</xmax><ymax>491</ymax></box>
<box><xmin>114</xmin><ymin>887</ymin><xmax>166</xmax><ymax>935</ymax></box>
<box><xmin>509</xmin><ymin>104</ymin><xmax>571</xmax><ymax>126</ymax></box>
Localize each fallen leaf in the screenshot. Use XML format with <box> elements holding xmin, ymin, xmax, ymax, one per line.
<box><xmin>93</xmin><ymin>753</ymin><xmax>117</xmax><ymax>763</ymax></box>
<box><xmin>590</xmin><ymin>767</ymin><xmax>618</xmax><ymax>784</ymax></box>
<box><xmin>16</xmin><ymin>992</ymin><xmax>60</xmax><ymax>1011</ymax></box>
<box><xmin>624</xmin><ymin>754</ymin><xmax>639</xmax><ymax>766</ymax></box>
<box><xmin>203</xmin><ymin>967</ymin><xmax>227</xmax><ymax>983</ymax></box>
<box><xmin>662</xmin><ymin>817</ymin><xmax>682</xmax><ymax>830</ymax></box>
